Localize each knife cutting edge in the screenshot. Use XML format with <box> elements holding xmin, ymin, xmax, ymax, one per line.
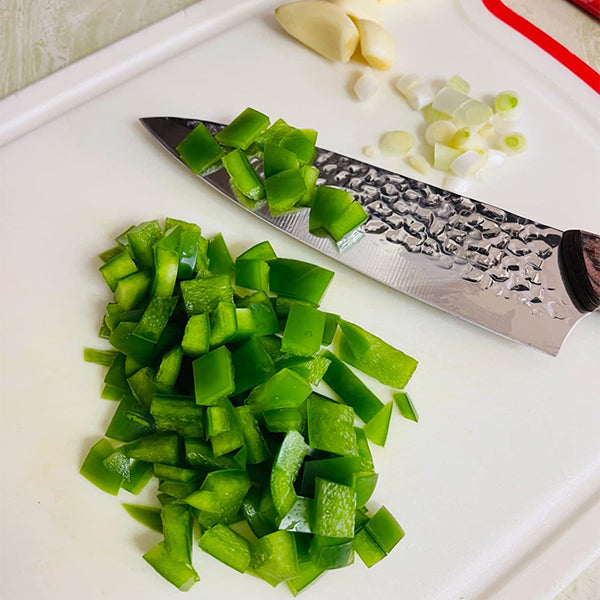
<box><xmin>140</xmin><ymin>116</ymin><xmax>600</xmax><ymax>356</ymax></box>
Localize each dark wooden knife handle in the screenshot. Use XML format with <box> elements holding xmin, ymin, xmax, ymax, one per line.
<box><xmin>560</xmin><ymin>230</ymin><xmax>600</xmax><ymax>312</ymax></box>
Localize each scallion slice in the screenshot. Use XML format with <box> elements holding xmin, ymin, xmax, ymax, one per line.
<box><xmin>494</xmin><ymin>90</ymin><xmax>521</xmax><ymax>120</ymax></box>
<box><xmin>498</xmin><ymin>132</ymin><xmax>527</xmax><ymax>154</ymax></box>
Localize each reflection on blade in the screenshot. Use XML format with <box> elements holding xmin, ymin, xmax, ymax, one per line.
<box><xmin>140</xmin><ymin>116</ymin><xmax>588</xmax><ymax>355</ymax></box>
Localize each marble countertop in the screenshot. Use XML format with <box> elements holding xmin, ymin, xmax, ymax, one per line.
<box><xmin>1</xmin><ymin>0</ymin><xmax>598</xmax><ymax>597</ymax></box>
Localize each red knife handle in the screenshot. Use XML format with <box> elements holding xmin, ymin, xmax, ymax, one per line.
<box><xmin>569</xmin><ymin>0</ymin><xmax>600</xmax><ymax>19</ymax></box>
<box><xmin>560</xmin><ymin>230</ymin><xmax>600</xmax><ymax>312</ymax></box>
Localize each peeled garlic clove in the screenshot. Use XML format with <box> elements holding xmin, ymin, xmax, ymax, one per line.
<box><xmin>275</xmin><ymin>1</ymin><xmax>359</xmax><ymax>63</ymax></box>
<box><xmin>355</xmin><ymin>19</ymin><xmax>396</xmax><ymax>70</ymax></box>
<box><xmin>328</xmin><ymin>0</ymin><xmax>383</xmax><ymax>22</ymax></box>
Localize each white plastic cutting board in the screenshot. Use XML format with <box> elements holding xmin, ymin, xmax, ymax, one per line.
<box><xmin>1</xmin><ymin>1</ymin><xmax>599</xmax><ymax>599</ymax></box>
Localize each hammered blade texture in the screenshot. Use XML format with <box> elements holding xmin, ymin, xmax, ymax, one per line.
<box><xmin>312</xmin><ymin>149</ymin><xmax>569</xmax><ymax>321</ymax></box>
<box><xmin>144</xmin><ymin>117</ymin><xmax>587</xmax><ymax>354</ymax></box>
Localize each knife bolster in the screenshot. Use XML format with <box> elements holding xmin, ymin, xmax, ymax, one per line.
<box><xmin>560</xmin><ymin>230</ymin><xmax>600</xmax><ymax>312</ymax></box>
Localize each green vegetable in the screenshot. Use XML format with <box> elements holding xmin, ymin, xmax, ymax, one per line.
<box><xmin>265</xmin><ymin>168</ymin><xmax>307</xmax><ymax>215</ymax></box>
<box><xmin>338</xmin><ymin>319</ymin><xmax>418</xmax><ymax>389</ymax></box>
<box><xmin>215</xmin><ymin>107</ymin><xmax>270</xmax><ymax>150</ymax></box>
<box><xmin>83</xmin><ymin>217</ymin><xmax>419</xmax><ymax>594</ymax></box>
<box><xmin>281</xmin><ymin>303</ymin><xmax>326</xmax><ymax>357</ymax></box>
<box><xmin>80</xmin><ymin>438</ymin><xmax>123</xmax><ymax>495</ymax></box>
<box><xmin>181</xmin><ymin>313</ymin><xmax>210</xmax><ymax>357</ymax></box>
<box><xmin>221</xmin><ymin>148</ymin><xmax>265</xmax><ymax>201</ymax></box>
<box><xmin>363</xmin><ymin>402</ymin><xmax>393</xmax><ymax>447</ymax></box>
<box><xmin>263</xmin><ymin>143</ymin><xmax>299</xmax><ymax>178</ymax></box>
<box><xmin>269</xmin><ymin>258</ymin><xmax>334</xmax><ymax>305</ymax></box>
<box><xmin>249</xmin><ymin>530</ymin><xmax>299</xmax><ymax>587</ymax></box>
<box><xmin>312</xmin><ymin>477</ymin><xmax>356</xmax><ymax>538</ymax></box>
<box><xmin>143</xmin><ymin>541</ymin><xmax>199</xmax><ymax>590</ymax></box>
<box><xmin>198</xmin><ymin>523</ymin><xmax>252</xmax><ymax>573</ymax></box>
<box><xmin>365</xmin><ymin>506</ymin><xmax>405</xmax><ymax>552</ymax></box>
<box><xmin>193</xmin><ymin>345</ymin><xmax>235</xmax><ymax>405</ymax></box>
<box><xmin>306</xmin><ymin>394</ymin><xmax>358</xmax><ymax>457</ymax></box>
<box><xmin>176</xmin><ymin>122</ymin><xmax>224</xmax><ymax>174</ymax></box>
<box><xmin>207</xmin><ymin>233</ymin><xmax>234</xmax><ymax>277</ymax></box>
<box><xmin>321</xmin><ymin>349</ymin><xmax>383</xmax><ymax>423</ymax></box>
<box><xmin>122</xmin><ymin>504</ymin><xmax>163</xmax><ymax>532</ymax></box>
<box><xmin>393</xmin><ymin>390</ymin><xmax>419</xmax><ymax>422</ymax></box>
<box><xmin>270</xmin><ymin>430</ymin><xmax>309</xmax><ymax>517</ymax></box>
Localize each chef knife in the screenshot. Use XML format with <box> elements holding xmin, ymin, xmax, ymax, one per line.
<box><xmin>140</xmin><ymin>117</ymin><xmax>599</xmax><ymax>356</ymax></box>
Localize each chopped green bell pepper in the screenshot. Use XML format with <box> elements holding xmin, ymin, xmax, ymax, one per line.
<box><xmin>155</xmin><ymin>345</ymin><xmax>183</xmax><ymax>390</ymax></box>
<box><xmin>143</xmin><ymin>541</ymin><xmax>199</xmax><ymax>591</ymax></box>
<box><xmin>300</xmin><ymin>456</ymin><xmax>362</xmax><ymax>497</ymax></box>
<box><xmin>122</xmin><ymin>503</ymin><xmax>163</xmax><ymax>532</ymax></box>
<box><xmin>338</xmin><ymin>319</ymin><xmax>418</xmax><ymax>389</ymax></box>
<box><xmin>123</xmin><ymin>431</ymin><xmax>181</xmax><ymax>465</ymax></box>
<box><xmin>235</xmin><ymin>405</ymin><xmax>270</xmax><ymax>464</ymax></box>
<box><xmin>363</xmin><ymin>401</ymin><xmax>393</xmax><ymax>447</ymax></box>
<box><xmin>99</xmin><ymin>251</ymin><xmax>139</xmax><ymax>291</ymax></box>
<box><xmin>320</xmin><ymin>350</ymin><xmax>383</xmax><ymax>423</ymax></box>
<box><xmin>231</xmin><ymin>337</ymin><xmax>276</xmax><ymax>395</ymax></box>
<box><xmin>278</xmin><ymin>496</ymin><xmax>313</xmax><ymax>534</ymax></box>
<box><xmin>127</xmin><ymin>366</ymin><xmax>155</xmax><ymax>410</ymax></box>
<box><xmin>245</xmin><ymin>368</ymin><xmax>311</xmax><ymax>418</ymax></box>
<box><xmin>268</xmin><ymin>259</ymin><xmax>334</xmax><ymax>305</ymax></box>
<box><xmin>151</xmin><ymin>227</ymin><xmax>180</xmax><ymax>298</ymax></box>
<box><xmin>393</xmin><ymin>390</ymin><xmax>419</xmax><ymax>422</ymax></box>
<box><xmin>312</xmin><ymin>478</ymin><xmax>356</xmax><ymax>539</ymax></box>
<box><xmin>105</xmin><ymin>394</ymin><xmax>155</xmax><ymax>442</ymax></box>
<box><xmin>162</xmin><ymin>503</ymin><xmax>194</xmax><ymax>566</ymax></box>
<box><xmin>192</xmin><ymin>345</ymin><xmax>235</xmax><ymax>406</ymax></box>
<box><xmin>281</xmin><ymin>304</ymin><xmax>326</xmax><ymax>357</ymax></box>
<box><xmin>180</xmin><ymin>275</ymin><xmax>234</xmax><ymax>316</ymax></box>
<box><xmin>270</xmin><ymin>430</ymin><xmax>309</xmax><ymax>517</ymax></box>
<box><xmin>222</xmin><ymin>148</ymin><xmax>265</xmax><ymax>201</ymax></box>
<box><xmin>121</xmin><ymin>460</ymin><xmax>154</xmax><ymax>494</ymax></box>
<box><xmin>126</xmin><ymin>220</ymin><xmax>163</xmax><ymax>271</ymax></box>
<box><xmin>249</xmin><ymin>530</ymin><xmax>299</xmax><ymax>587</ymax></box>
<box><xmin>207</xmin><ymin>233</ymin><xmax>234</xmax><ymax>277</ymax></box>
<box><xmin>309</xmin><ymin>535</ymin><xmax>354</xmax><ymax>570</ymax></box>
<box><xmin>296</xmin><ymin>165</ymin><xmax>320</xmax><ymax>207</ymax></box>
<box><xmin>177</xmin><ymin>122</ymin><xmax>224</xmax><ymax>174</ymax></box>
<box><xmin>286</xmin><ymin>559</ymin><xmax>325</xmax><ymax>596</ymax></box>
<box><xmin>185</xmin><ymin>469</ymin><xmax>250</xmax><ymax>523</ymax></box>
<box><xmin>263</xmin><ymin>143</ymin><xmax>299</xmax><ymax>178</ymax></box>
<box><xmin>208</xmin><ymin>301</ymin><xmax>237</xmax><ymax>347</ymax></box>
<box><xmin>265</xmin><ymin>168</ymin><xmax>307</xmax><ymax>215</ymax></box>
<box><xmin>114</xmin><ymin>270</ymin><xmax>152</xmax><ymax>311</ymax></box>
<box><xmin>308</xmin><ymin>186</ymin><xmax>353</xmax><ymax>237</ymax></box>
<box><xmin>134</xmin><ymin>296</ymin><xmax>178</xmax><ymax>344</ymax></box>
<box><xmin>80</xmin><ymin>438</ymin><xmax>123</xmax><ymax>495</ymax></box>
<box><xmin>184</xmin><ymin>438</ymin><xmax>239</xmax><ymax>471</ymax></box>
<box><xmin>198</xmin><ymin>523</ymin><xmax>252</xmax><ymax>573</ymax></box>
<box><xmin>365</xmin><ymin>506</ymin><xmax>405</xmax><ymax>553</ymax></box>
<box><xmin>306</xmin><ymin>395</ymin><xmax>358</xmax><ymax>457</ymax></box>
<box><xmin>236</xmin><ymin>291</ymin><xmax>279</xmax><ymax>336</ymax></box>
<box><xmin>83</xmin><ymin>348</ymin><xmax>118</xmax><ymax>367</ymax></box>
<box><xmin>181</xmin><ymin>313</ymin><xmax>210</xmax><ymax>357</ymax></box>
<box><xmin>256</xmin><ymin>118</ymin><xmax>294</xmax><ymax>148</ymax></box>
<box><xmin>353</xmin><ymin>527</ymin><xmax>386</xmax><ymax>568</ymax></box>
<box><xmin>280</xmin><ymin>128</ymin><xmax>317</xmax><ymax>165</ymax></box>
<box><xmin>215</xmin><ymin>107</ymin><xmax>270</xmax><ymax>150</ymax></box>
<box><xmin>321</xmin><ymin>312</ymin><xmax>339</xmax><ymax>346</ymax></box>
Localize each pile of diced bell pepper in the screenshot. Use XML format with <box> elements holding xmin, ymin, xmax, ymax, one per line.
<box><xmin>176</xmin><ymin>107</ymin><xmax>369</xmax><ymax>244</ymax></box>
<box><xmin>82</xmin><ymin>217</ymin><xmax>418</xmax><ymax>595</ymax></box>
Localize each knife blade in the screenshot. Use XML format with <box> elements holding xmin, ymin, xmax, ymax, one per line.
<box><xmin>140</xmin><ymin>116</ymin><xmax>599</xmax><ymax>356</ymax></box>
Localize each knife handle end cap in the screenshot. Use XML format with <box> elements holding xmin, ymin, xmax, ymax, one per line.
<box><xmin>560</xmin><ymin>229</ymin><xmax>600</xmax><ymax>312</ymax></box>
